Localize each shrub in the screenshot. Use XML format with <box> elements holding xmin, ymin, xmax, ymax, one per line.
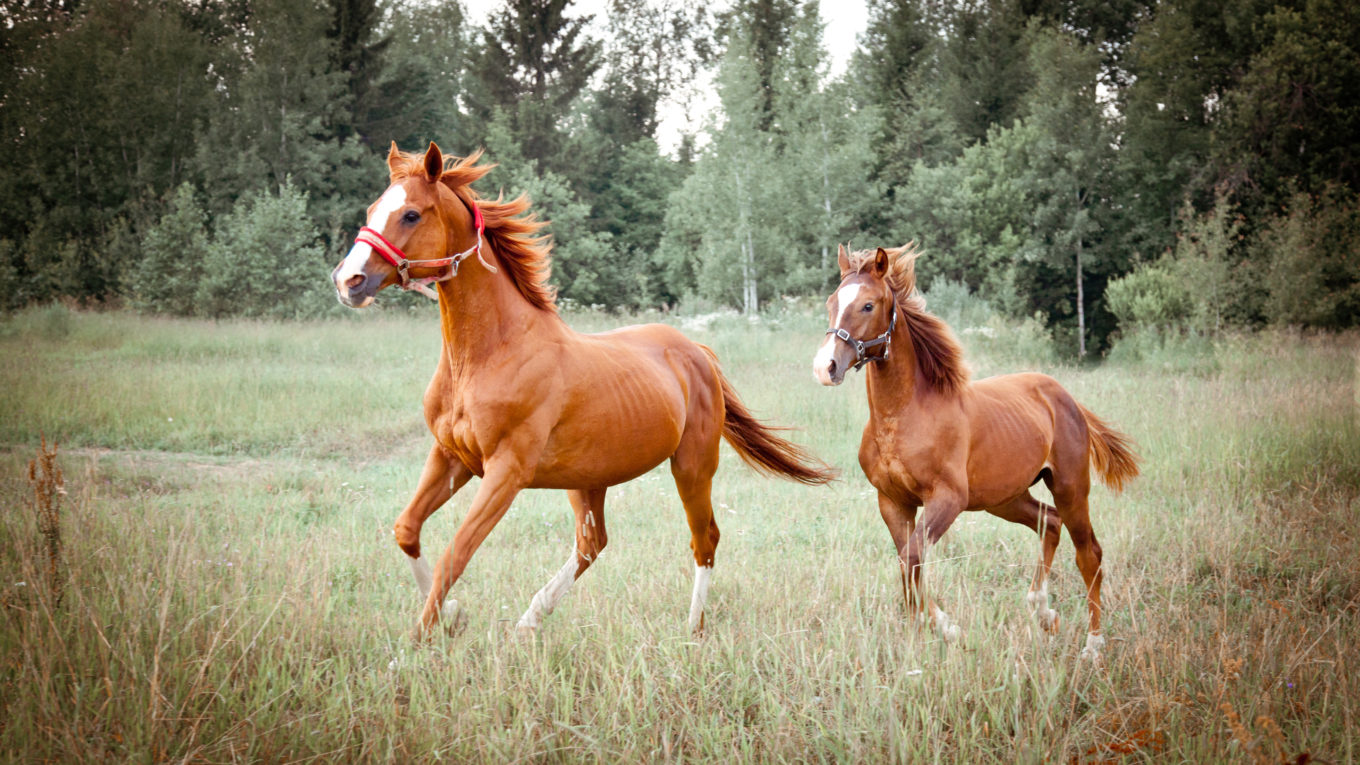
<box><xmin>134</xmin><ymin>183</ymin><xmax>209</xmax><ymax>316</ymax></box>
<box><xmin>1259</xmin><ymin>184</ymin><xmax>1360</xmax><ymax>328</ymax></box>
<box><xmin>1105</xmin><ymin>262</ymin><xmax>1194</xmax><ymax>332</ymax></box>
<box><xmin>195</xmin><ymin>180</ymin><xmax>329</xmax><ymax>319</ymax></box>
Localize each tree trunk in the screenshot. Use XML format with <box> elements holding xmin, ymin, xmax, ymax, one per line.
<box><xmin>744</xmin><ymin>229</ymin><xmax>758</xmax><ymax>315</ymax></box>
<box><xmin>1076</xmin><ymin>234</ymin><xmax>1086</xmax><ymax>357</ymax></box>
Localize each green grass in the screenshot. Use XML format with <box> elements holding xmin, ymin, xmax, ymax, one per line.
<box><xmin>2</xmin><ymin>305</ymin><xmax>1357</xmax><ymax>762</ymax></box>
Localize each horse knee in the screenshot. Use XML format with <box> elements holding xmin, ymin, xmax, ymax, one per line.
<box><xmin>394</xmin><ymin>519</ymin><xmax>421</xmax><ymax>559</ymax></box>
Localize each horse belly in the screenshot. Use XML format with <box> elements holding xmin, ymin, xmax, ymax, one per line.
<box><xmin>528</xmin><ymin>375</ymin><xmax>686</xmax><ymax>489</ymax></box>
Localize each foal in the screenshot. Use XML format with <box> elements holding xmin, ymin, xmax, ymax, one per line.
<box><xmin>812</xmin><ymin>245</ymin><xmax>1139</xmax><ymax>659</ymax></box>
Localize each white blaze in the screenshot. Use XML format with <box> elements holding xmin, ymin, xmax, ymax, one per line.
<box><xmin>813</xmin><ymin>282</ymin><xmax>863</xmax><ymax>384</ymax></box>
<box><xmin>336</xmin><ymin>185</ymin><xmax>408</xmax><ymax>284</ymax></box>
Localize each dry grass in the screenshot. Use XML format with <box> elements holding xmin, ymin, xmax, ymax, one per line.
<box><xmin>0</xmin><ymin>309</ymin><xmax>1356</xmax><ymax>762</ymax></box>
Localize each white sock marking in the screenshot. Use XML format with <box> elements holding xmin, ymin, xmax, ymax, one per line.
<box><xmin>1027</xmin><ymin>580</ymin><xmax>1058</xmax><ymax>631</ymax></box>
<box><xmin>408</xmin><ymin>555</ymin><xmax>433</xmax><ymax>598</ymax></box>
<box><xmin>516</xmin><ymin>551</ymin><xmax>580</xmax><ymax>630</ymax></box>
<box><xmin>931</xmin><ymin>605</ymin><xmax>962</xmax><ymax>642</ymax></box>
<box><xmin>688</xmin><ymin>565</ymin><xmax>713</xmax><ymax>632</ymax></box>
<box><xmin>1081</xmin><ymin>631</ymin><xmax>1106</xmax><ymax>660</ymax></box>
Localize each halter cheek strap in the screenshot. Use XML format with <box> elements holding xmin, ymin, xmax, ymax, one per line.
<box><xmin>353</xmin><ymin>201</ymin><xmax>495</xmax><ymax>298</ymax></box>
<box><xmin>827</xmin><ymin>303</ymin><xmax>897</xmax><ymax>371</ymax></box>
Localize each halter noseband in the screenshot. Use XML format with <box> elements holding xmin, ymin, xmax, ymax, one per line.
<box><xmin>826</xmin><ymin>302</ymin><xmax>897</xmax><ymax>371</ymax></box>
<box><xmin>353</xmin><ymin>199</ymin><xmax>496</xmax><ymax>298</ymax></box>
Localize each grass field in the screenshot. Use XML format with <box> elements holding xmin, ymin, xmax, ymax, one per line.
<box><xmin>2</xmin><ymin>304</ymin><xmax>1357</xmax><ymax>762</ymax></box>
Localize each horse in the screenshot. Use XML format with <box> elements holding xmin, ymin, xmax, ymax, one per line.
<box><xmin>330</xmin><ymin>142</ymin><xmax>836</xmax><ymax>641</ymax></box>
<box><xmin>811</xmin><ymin>244</ymin><xmax>1139</xmax><ymax>660</ymax></box>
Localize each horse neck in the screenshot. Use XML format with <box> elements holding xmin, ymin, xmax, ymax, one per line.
<box><xmin>434</xmin><ymin>253</ymin><xmax>556</xmax><ymax>364</ymax></box>
<box><xmin>865</xmin><ymin>311</ymin><xmax>924</xmax><ymax>416</ymax></box>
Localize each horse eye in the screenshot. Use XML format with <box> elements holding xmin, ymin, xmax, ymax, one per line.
<box><xmin>862</xmin><ymin>302</ymin><xmax>874</xmax><ymax>312</ymax></box>
<box><xmin>403</xmin><ymin>210</ymin><xmax>420</xmax><ymax>223</ymax></box>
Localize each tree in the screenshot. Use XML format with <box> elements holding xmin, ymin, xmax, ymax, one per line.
<box><xmin>1213</xmin><ymin>0</ymin><xmax>1360</xmax><ymax>207</ymax></box>
<box><xmin>0</xmin><ymin>0</ymin><xmax>217</xmax><ymax>302</ymax></box>
<box><xmin>463</xmin><ymin>0</ymin><xmax>600</xmax><ymax>173</ymax></box>
<box><xmin>773</xmin><ymin>4</ymin><xmax>878</xmax><ymax>291</ymax></box>
<box><xmin>1016</xmin><ymin>25</ymin><xmax>1118</xmax><ymax>356</ymax></box>
<box><xmin>195</xmin><ymin>180</ymin><xmax>329</xmax><ymax>319</ymax></box>
<box><xmin>134</xmin><ymin>183</ymin><xmax>210</xmax><ymax>316</ymax></box>
<box><xmin>192</xmin><ymin>0</ymin><xmax>377</xmax><ymax>245</ymax></box>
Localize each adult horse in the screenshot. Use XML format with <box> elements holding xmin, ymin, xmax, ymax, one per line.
<box><xmin>331</xmin><ymin>142</ymin><xmax>835</xmax><ymax>641</ymax></box>
<box><xmin>811</xmin><ymin>245</ymin><xmax>1138</xmax><ymax>659</ymax></box>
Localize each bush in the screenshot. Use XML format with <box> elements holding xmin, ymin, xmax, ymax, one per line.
<box><xmin>1105</xmin><ymin>262</ymin><xmax>1193</xmax><ymax>332</ymax></box>
<box><xmin>134</xmin><ymin>183</ymin><xmax>209</xmax><ymax>316</ymax></box>
<box><xmin>1259</xmin><ymin>184</ymin><xmax>1360</xmax><ymax>328</ymax></box>
<box><xmin>195</xmin><ymin>180</ymin><xmax>329</xmax><ymax>320</ymax></box>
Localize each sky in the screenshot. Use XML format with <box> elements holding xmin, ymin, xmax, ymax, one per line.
<box><xmin>458</xmin><ymin>0</ymin><xmax>871</xmax><ymax>151</ymax></box>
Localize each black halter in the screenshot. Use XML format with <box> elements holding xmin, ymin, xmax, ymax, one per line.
<box><xmin>826</xmin><ymin>302</ymin><xmax>897</xmax><ymax>371</ymax></box>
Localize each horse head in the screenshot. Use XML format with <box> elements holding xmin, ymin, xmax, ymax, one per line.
<box><xmin>332</xmin><ymin>142</ymin><xmax>484</xmax><ymax>307</ymax></box>
<box><xmin>813</xmin><ymin>245</ymin><xmax>897</xmax><ymax>385</ymax></box>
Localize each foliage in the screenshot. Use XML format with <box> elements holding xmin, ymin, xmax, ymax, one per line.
<box><xmin>0</xmin><ymin>0</ymin><xmax>1357</xmax><ymax>336</ymax></box>
<box><xmin>195</xmin><ymin>181</ymin><xmax>331</xmax><ymax>320</ymax></box>
<box><xmin>1258</xmin><ymin>184</ymin><xmax>1360</xmax><ymax>328</ymax></box>
<box><xmin>134</xmin><ymin>183</ymin><xmax>211</xmax><ymax>317</ymax></box>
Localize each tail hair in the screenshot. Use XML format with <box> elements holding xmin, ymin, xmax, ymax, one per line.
<box><xmin>1079</xmin><ymin>404</ymin><xmax>1140</xmax><ymax>493</ymax></box>
<box><xmin>704</xmin><ymin>350</ymin><xmax>837</xmax><ymax>485</ymax></box>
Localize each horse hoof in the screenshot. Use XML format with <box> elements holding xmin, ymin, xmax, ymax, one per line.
<box><xmin>1035</xmin><ymin>608</ymin><xmax>1060</xmax><ymax>634</ymax></box>
<box><xmin>941</xmin><ymin>623</ymin><xmax>962</xmax><ymax>643</ymax></box>
<box><xmin>441</xmin><ymin>599</ymin><xmax>467</xmax><ymax>637</ymax></box>
<box><xmin>1080</xmin><ymin>632</ymin><xmax>1106</xmax><ymax>662</ymax></box>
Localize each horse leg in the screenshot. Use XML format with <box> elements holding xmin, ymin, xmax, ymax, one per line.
<box><xmin>986</xmin><ymin>493</ymin><xmax>1062</xmax><ymax>634</ymax></box>
<box><xmin>877</xmin><ymin>492</ymin><xmax>918</xmax><ymax>612</ymax></box>
<box><xmin>908</xmin><ymin>494</ymin><xmax>966</xmax><ymax>642</ymax></box>
<box><xmin>515</xmin><ymin>488</ymin><xmax>608</xmax><ymax>634</ymax></box>
<box><xmin>417</xmin><ymin>458</ymin><xmax>527</xmax><ymax>641</ymax></box>
<box><xmin>1052</xmin><ymin>481</ymin><xmax>1105</xmax><ymax>660</ymax></box>
<box><xmin>670</xmin><ymin>433</ymin><xmax>721</xmax><ymax>634</ymax></box>
<box><xmin>393</xmin><ymin>445</ymin><xmax>474</xmax><ymax>619</ymax></box>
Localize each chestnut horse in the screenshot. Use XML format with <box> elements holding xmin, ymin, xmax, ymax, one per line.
<box><xmin>331</xmin><ymin>142</ymin><xmax>835</xmax><ymax>641</ymax></box>
<box><xmin>812</xmin><ymin>245</ymin><xmax>1138</xmax><ymax>659</ymax></box>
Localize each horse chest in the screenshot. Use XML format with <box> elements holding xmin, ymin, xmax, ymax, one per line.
<box><xmin>863</xmin><ymin>417</ymin><xmax>949</xmax><ymax>502</ymax></box>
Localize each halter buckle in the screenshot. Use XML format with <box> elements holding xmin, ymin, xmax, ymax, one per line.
<box><xmin>826</xmin><ymin>303</ymin><xmax>897</xmax><ymax>372</ymax></box>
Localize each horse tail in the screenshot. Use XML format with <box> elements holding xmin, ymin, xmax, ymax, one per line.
<box><xmin>704</xmin><ymin>351</ymin><xmax>837</xmax><ymax>485</ymax></box>
<box><xmin>1078</xmin><ymin>403</ymin><xmax>1140</xmax><ymax>493</ymax></box>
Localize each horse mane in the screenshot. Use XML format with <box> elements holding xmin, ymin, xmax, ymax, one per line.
<box><xmin>847</xmin><ymin>244</ymin><xmax>970</xmax><ymax>396</ymax></box>
<box><xmin>389</xmin><ymin>149</ymin><xmax>558</xmax><ymax>313</ymax></box>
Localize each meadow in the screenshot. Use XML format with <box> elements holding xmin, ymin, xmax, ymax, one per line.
<box><xmin>1</xmin><ymin>303</ymin><xmax>1357</xmax><ymax>763</ymax></box>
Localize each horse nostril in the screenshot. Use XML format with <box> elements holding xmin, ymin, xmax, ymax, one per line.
<box><xmin>345</xmin><ymin>274</ymin><xmax>365</xmax><ymax>290</ymax></box>
<box><xmin>827</xmin><ymin>359</ymin><xmax>838</xmax><ymax>378</ymax></box>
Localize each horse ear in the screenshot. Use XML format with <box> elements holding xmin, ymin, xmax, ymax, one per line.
<box><xmin>386</xmin><ymin>141</ymin><xmax>403</xmax><ymax>177</ymax></box>
<box><xmin>837</xmin><ymin>244</ymin><xmax>851</xmax><ymax>276</ymax></box>
<box><xmin>423</xmin><ymin>142</ymin><xmax>443</xmax><ymax>183</ymax></box>
<box><xmin>873</xmin><ymin>247</ymin><xmax>890</xmax><ymax>277</ymax></box>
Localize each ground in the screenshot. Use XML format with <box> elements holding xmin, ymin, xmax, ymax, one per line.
<box><xmin>1</xmin><ymin>305</ymin><xmax>1356</xmax><ymax>762</ymax></box>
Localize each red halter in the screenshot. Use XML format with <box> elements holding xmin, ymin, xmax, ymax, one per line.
<box><xmin>353</xmin><ymin>201</ymin><xmax>494</xmax><ymax>298</ymax></box>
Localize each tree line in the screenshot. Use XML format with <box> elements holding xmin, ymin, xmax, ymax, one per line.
<box><xmin>2</xmin><ymin>0</ymin><xmax>1356</xmax><ymax>353</ymax></box>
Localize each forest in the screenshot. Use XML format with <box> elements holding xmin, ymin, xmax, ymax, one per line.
<box><xmin>2</xmin><ymin>0</ymin><xmax>1357</xmax><ymax>355</ymax></box>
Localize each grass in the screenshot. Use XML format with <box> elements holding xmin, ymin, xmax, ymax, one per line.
<box><xmin>1</xmin><ymin>304</ymin><xmax>1357</xmax><ymax>762</ymax></box>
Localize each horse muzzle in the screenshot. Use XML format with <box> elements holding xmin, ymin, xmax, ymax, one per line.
<box><xmin>332</xmin><ymin>262</ymin><xmax>381</xmax><ymax>308</ymax></box>
<box><xmin>812</xmin><ymin>337</ymin><xmax>849</xmax><ymax>386</ymax></box>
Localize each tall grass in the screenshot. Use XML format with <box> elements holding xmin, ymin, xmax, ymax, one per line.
<box><xmin>1</xmin><ymin>307</ymin><xmax>1356</xmax><ymax>762</ymax></box>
